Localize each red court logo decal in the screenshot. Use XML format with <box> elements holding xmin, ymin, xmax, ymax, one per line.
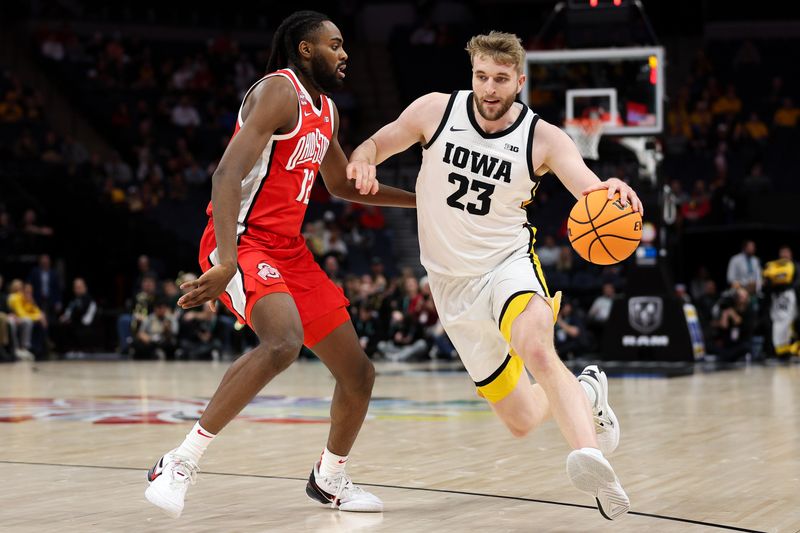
<box><xmin>0</xmin><ymin>396</ymin><xmax>490</xmax><ymax>424</ymax></box>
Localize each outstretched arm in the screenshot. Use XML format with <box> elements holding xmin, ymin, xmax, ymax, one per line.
<box><xmin>348</xmin><ymin>92</ymin><xmax>448</xmax><ymax>196</ymax></box>
<box><xmin>533</xmin><ymin>119</ymin><xmax>643</xmax><ymax>215</ymax></box>
<box><xmin>320</xmin><ymin>102</ymin><xmax>416</xmax><ymax>208</ymax></box>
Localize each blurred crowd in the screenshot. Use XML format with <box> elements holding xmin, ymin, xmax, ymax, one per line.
<box><xmin>2</xmin><ymin>7</ymin><xmax>798</xmax><ymax>364</ymax></box>
<box><xmin>662</xmin><ymin>41</ymin><xmax>799</xmax><ymax>227</ymax></box>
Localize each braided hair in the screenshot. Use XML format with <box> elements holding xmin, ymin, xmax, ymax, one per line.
<box><xmin>266</xmin><ymin>10</ymin><xmax>330</xmax><ymax>73</ymax></box>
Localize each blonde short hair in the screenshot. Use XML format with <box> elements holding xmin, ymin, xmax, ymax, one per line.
<box><xmin>465</xmin><ymin>31</ymin><xmax>525</xmax><ymax>73</ymax></box>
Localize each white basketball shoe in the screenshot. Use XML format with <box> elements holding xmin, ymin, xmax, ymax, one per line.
<box><xmin>145</xmin><ymin>450</ymin><xmax>198</xmax><ymax>518</ymax></box>
<box><xmin>306</xmin><ymin>462</ymin><xmax>384</xmax><ymax>512</ymax></box>
<box><xmin>567</xmin><ymin>449</ymin><xmax>630</xmax><ymax>520</ymax></box>
<box><xmin>578</xmin><ymin>365</ymin><xmax>620</xmax><ymax>456</ymax></box>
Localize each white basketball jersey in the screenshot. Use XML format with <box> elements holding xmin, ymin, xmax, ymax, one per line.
<box><xmin>416</xmin><ymin>90</ymin><xmax>541</xmax><ymax>277</ymax></box>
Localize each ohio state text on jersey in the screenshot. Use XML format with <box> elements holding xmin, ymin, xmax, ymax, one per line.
<box><xmin>206</xmin><ymin>68</ymin><xmax>335</xmax><ymax>238</ymax></box>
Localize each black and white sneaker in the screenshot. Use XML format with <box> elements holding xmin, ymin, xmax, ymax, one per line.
<box><xmin>578</xmin><ymin>365</ymin><xmax>620</xmax><ymax>456</ymax></box>
<box><xmin>306</xmin><ymin>461</ymin><xmax>383</xmax><ymax>512</ymax></box>
<box><xmin>145</xmin><ymin>450</ymin><xmax>198</xmax><ymax>518</ymax></box>
<box><xmin>567</xmin><ymin>449</ymin><xmax>630</xmax><ymax>520</ymax></box>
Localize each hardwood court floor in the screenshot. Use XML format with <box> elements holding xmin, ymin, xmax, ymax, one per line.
<box><xmin>1</xmin><ymin>359</ymin><xmax>798</xmax><ymax>532</ymax></box>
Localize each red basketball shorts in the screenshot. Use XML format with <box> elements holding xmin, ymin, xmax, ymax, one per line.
<box><xmin>198</xmin><ymin>220</ymin><xmax>350</xmax><ymax>347</ymax></box>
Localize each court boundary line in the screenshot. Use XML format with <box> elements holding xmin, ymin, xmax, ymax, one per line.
<box><xmin>0</xmin><ymin>460</ymin><xmax>766</xmax><ymax>532</ymax></box>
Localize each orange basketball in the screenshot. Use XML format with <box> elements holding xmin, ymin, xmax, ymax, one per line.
<box><xmin>567</xmin><ymin>189</ymin><xmax>642</xmax><ymax>265</ymax></box>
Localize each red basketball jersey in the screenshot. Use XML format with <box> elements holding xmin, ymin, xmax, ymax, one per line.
<box><xmin>206</xmin><ymin>68</ymin><xmax>335</xmax><ymax>238</ymax></box>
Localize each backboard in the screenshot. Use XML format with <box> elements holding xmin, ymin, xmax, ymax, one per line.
<box><xmin>523</xmin><ymin>46</ymin><xmax>665</xmax><ymax>136</ymax></box>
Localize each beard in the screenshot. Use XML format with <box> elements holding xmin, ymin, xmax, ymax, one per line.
<box><xmin>474</xmin><ymin>93</ymin><xmax>516</xmax><ymax>121</ymax></box>
<box><xmin>309</xmin><ymin>53</ymin><xmax>344</xmax><ymax>93</ymax></box>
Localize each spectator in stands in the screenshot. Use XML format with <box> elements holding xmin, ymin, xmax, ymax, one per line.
<box><xmin>0</xmin><ymin>275</ymin><xmax>13</xmax><ymax>362</ymax></box>
<box><xmin>136</xmin><ymin>148</ymin><xmax>164</xmax><ymax>183</ymax></box>
<box><xmin>555</xmin><ymin>245</ymin><xmax>574</xmax><ymax>273</ymax></box>
<box><xmin>13</xmin><ymin>129</ymin><xmax>39</xmax><ymax>160</ymax></box>
<box><xmin>0</xmin><ymin>89</ymin><xmax>24</xmax><ymax>123</ymax></box>
<box><xmin>162</xmin><ymin>279</ymin><xmax>180</xmax><ymax>308</ymax></box>
<box><xmin>711</xmin><ymin>84</ymin><xmax>742</xmax><ymax>118</ymax></box>
<box><xmin>132</xmin><ymin>298</ymin><xmax>177</xmax><ymax>360</ymax></box>
<box><xmin>105</xmin><ymin>152</ymin><xmax>133</xmax><ymax>186</ymax></box>
<box><xmin>740</xmin><ymin>162</ymin><xmax>772</xmax><ymax>195</ymax></box>
<box><xmin>183</xmin><ymin>158</ymin><xmax>208</xmax><ymax>185</ymax></box>
<box><xmin>377</xmin><ymin>310</ymin><xmax>428</xmax><ymax>362</ymax></box>
<box><xmin>21</xmin><ymin>208</ymin><xmax>53</xmax><ymax>238</ymax></box>
<box><xmin>689</xmin><ymin>99</ymin><xmax>712</xmax><ymax>145</ymax></box>
<box><xmin>7</xmin><ymin>280</ymin><xmax>47</xmax><ymax>359</ymax></box>
<box><xmin>712</xmin><ymin>285</ymin><xmax>756</xmax><ymax>362</ymax></box>
<box><xmin>18</xmin><ymin>208</ymin><xmax>53</xmax><ymax>253</ymax></box>
<box><xmin>40</xmin><ymin>32</ymin><xmax>66</xmax><ymax>61</ymax></box>
<box><xmin>353</xmin><ymin>305</ymin><xmax>380</xmax><ymax>357</ymax></box>
<box><xmin>0</xmin><ymin>211</ymin><xmax>15</xmax><ymax>251</ymax></box>
<box><xmin>133</xmin><ymin>254</ymin><xmax>158</xmax><ymax>295</ymax></box>
<box><xmin>322</xmin><ymin>225</ymin><xmax>348</xmax><ymax>264</ymax></box>
<box><xmin>323</xmin><ymin>255</ymin><xmax>341</xmax><ymax>284</ymax></box>
<box><xmin>680</xmin><ymin>180</ymin><xmax>711</xmax><ymax>225</ymax></box>
<box><xmin>58</xmin><ymin>277</ymin><xmax>98</xmax><ymax>353</ymax></box>
<box><xmin>176</xmin><ymin>295</ymin><xmax>220</xmax><ymax>361</ymax></box>
<box><xmin>737</xmin><ymin>112</ymin><xmax>769</xmax><ymax>146</ymax></box>
<box><xmin>40</xmin><ymin>130</ymin><xmax>64</xmax><ymax>165</ymax></box>
<box><xmin>536</xmin><ymin>234</ymin><xmax>559</xmax><ymax>269</ymax></box>
<box><xmin>409</xmin><ymin>17</ymin><xmax>437</xmax><ymax>46</ymax></box>
<box><xmin>110</xmin><ymin>102</ymin><xmax>132</xmax><ymax>129</ymax></box>
<box><xmin>118</xmin><ymin>273</ymin><xmax>158</xmax><ymax>353</ymax></box>
<box><xmin>233</xmin><ymin>54</ymin><xmax>257</xmax><ymax>97</ymax></box>
<box><xmin>727</xmin><ymin>239</ymin><xmax>762</xmax><ymax>295</ymax></box>
<box><xmin>588</xmin><ymin>282</ymin><xmax>616</xmax><ymax>325</ymax></box>
<box><xmin>690</xmin><ymin>265</ymin><xmax>710</xmax><ymax>302</ymax></box>
<box><xmin>732</xmin><ymin>40</ymin><xmax>761</xmax><ymax>72</ymax></box>
<box><xmin>171</xmin><ymin>96</ymin><xmax>201</xmax><ymax>128</ymax></box>
<box><xmin>773</xmin><ymin>97</ymin><xmax>799</xmax><ymax>130</ymax></box>
<box><xmin>695</xmin><ymin>279</ymin><xmax>719</xmax><ymax>351</ymax></box>
<box><xmin>61</xmin><ymin>135</ymin><xmax>89</xmax><ymax>168</ymax></box>
<box><xmin>28</xmin><ymin>253</ymin><xmax>62</xmax><ymax>320</ymax></box>
<box><xmin>302</xmin><ymin>221</ymin><xmax>325</xmax><ymax>258</ymax></box>
<box><xmin>555</xmin><ymin>299</ymin><xmax>590</xmax><ymax>359</ymax></box>
<box><xmin>674</xmin><ymin>283</ymin><xmax>691</xmax><ymax>304</ymax></box>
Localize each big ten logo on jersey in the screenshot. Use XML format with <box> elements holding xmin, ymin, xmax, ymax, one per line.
<box><xmin>286</xmin><ymin>129</ymin><xmax>330</xmax><ymax>171</ymax></box>
<box><xmin>257</xmin><ymin>262</ymin><xmax>281</xmax><ymax>280</ymax></box>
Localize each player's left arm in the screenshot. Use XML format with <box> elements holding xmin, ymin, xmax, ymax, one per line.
<box><xmin>534</xmin><ymin>120</ymin><xmax>643</xmax><ymax>215</ymax></box>
<box><xmin>320</xmin><ymin>102</ymin><xmax>416</xmax><ymax>208</ymax></box>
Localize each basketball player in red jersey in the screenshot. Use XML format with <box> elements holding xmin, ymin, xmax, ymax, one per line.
<box><xmin>145</xmin><ymin>11</ymin><xmax>415</xmax><ymax>518</ymax></box>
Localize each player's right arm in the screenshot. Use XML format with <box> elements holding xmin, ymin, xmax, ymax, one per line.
<box><xmin>348</xmin><ymin>93</ymin><xmax>448</xmax><ymax>182</ymax></box>
<box><xmin>178</xmin><ymin>78</ymin><xmax>297</xmax><ymax>310</ymax></box>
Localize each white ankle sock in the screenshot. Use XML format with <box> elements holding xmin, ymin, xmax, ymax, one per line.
<box><xmin>579</xmin><ymin>447</ymin><xmax>604</xmax><ymax>460</ymax></box>
<box><xmin>318</xmin><ymin>447</ymin><xmax>348</xmax><ymax>478</ymax></box>
<box><xmin>174</xmin><ymin>422</ymin><xmax>216</xmax><ymax>463</ymax></box>
<box><xmin>580</xmin><ymin>380</ymin><xmax>598</xmax><ymax>408</ymax></box>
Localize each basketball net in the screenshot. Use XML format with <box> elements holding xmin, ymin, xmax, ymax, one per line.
<box><xmin>564</xmin><ymin>118</ymin><xmax>604</xmax><ymax>161</ymax></box>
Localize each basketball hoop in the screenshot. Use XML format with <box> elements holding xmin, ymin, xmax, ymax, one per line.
<box><xmin>564</xmin><ymin>118</ymin><xmax>605</xmax><ymax>161</ymax></box>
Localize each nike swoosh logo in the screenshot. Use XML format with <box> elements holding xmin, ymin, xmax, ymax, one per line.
<box><xmin>303</xmin><ymin>111</ymin><xmax>312</xmax><ymax>117</ymax></box>
<box><xmin>197</xmin><ymin>428</ymin><xmax>214</xmax><ymax>438</ymax></box>
<box><xmin>449</xmin><ymin>126</ymin><xmax>467</xmax><ymax>132</ymax></box>
<box><xmin>337</xmin><ymin>459</ymin><xmax>348</xmax><ymax>464</ymax></box>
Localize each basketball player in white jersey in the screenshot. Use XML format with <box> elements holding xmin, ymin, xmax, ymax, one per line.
<box><xmin>348</xmin><ymin>32</ymin><xmax>643</xmax><ymax>520</ymax></box>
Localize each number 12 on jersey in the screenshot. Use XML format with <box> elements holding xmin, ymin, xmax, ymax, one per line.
<box><xmin>446</xmin><ymin>172</ymin><xmax>495</xmax><ymax>216</ymax></box>
<box><xmin>296</xmin><ymin>168</ymin><xmax>315</xmax><ymax>204</ymax></box>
